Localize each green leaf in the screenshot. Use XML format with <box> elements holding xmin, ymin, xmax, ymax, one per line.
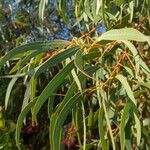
<box><xmin>21</xmin><ymin>82</ymin><xmax>31</xmax><ymax>110</ymax></box>
<box><xmin>19</xmin><ymin>49</ymin><xmax>45</xmax><ymax>69</ymax></box>
<box><xmin>32</xmin><ymin>61</ymin><xmax>74</xmax><ymax>121</ymax></box>
<box><xmin>39</xmin><ymin>0</ymin><xmax>48</xmax><ymax>21</ymax></box>
<box><xmin>83</xmin><ymin>50</ymin><xmax>101</xmax><ymax>60</ymax></box>
<box><xmin>133</xmin><ymin>113</ymin><xmax>141</xmax><ymax>146</ymax></box>
<box><xmin>139</xmin><ymin>59</ymin><xmax>150</xmax><ymax>74</ymax></box>
<box><xmin>129</xmin><ymin>1</ymin><xmax>134</xmax><ymax>23</ymax></box>
<box><xmin>98</xmin><ymin>107</ymin><xmax>107</xmax><ymax>150</ymax></box>
<box><xmin>116</xmin><ymin>74</ymin><xmax>136</xmax><ymax>105</ymax></box>
<box><xmin>71</xmin><ymin>68</ymin><xmax>83</xmax><ymax>92</ymax></box>
<box><xmin>0</xmin><ymin>40</ymin><xmax>70</xmax><ymax>70</ymax></box>
<box><xmin>120</xmin><ymin>102</ymin><xmax>132</xmax><ymax>150</ymax></box>
<box><xmin>5</xmin><ymin>77</ymin><xmax>18</xmax><ymax>110</ymax></box>
<box><xmin>9</xmin><ymin>60</ymin><xmax>21</xmax><ymax>74</ymax></box>
<box><xmin>121</xmin><ymin>41</ymin><xmax>139</xmax><ymax>76</ymax></box>
<box><xmin>15</xmin><ymin>100</ymin><xmax>36</xmax><ymax>150</ymax></box>
<box><xmin>137</xmin><ymin>80</ymin><xmax>150</xmax><ymax>90</ymax></box>
<box><xmin>84</xmin><ymin>0</ymin><xmax>94</xmax><ymax>21</ymax></box>
<box><xmin>47</xmin><ymin>96</ymin><xmax>54</xmax><ymax>119</ymax></box>
<box><xmin>81</xmin><ymin>101</ymin><xmax>86</xmax><ymax>150</ymax></box>
<box><xmin>50</xmin><ymin>65</ymin><xmax>100</xmax><ymax>150</ymax></box>
<box><xmin>75</xmin><ymin>48</ymin><xmax>92</xmax><ymax>79</ymax></box>
<box><xmin>80</xmin><ymin>141</ymin><xmax>98</xmax><ymax>150</ymax></box>
<box><xmin>50</xmin><ymin>92</ymin><xmax>82</xmax><ymax>150</ymax></box>
<box><xmin>96</xmin><ymin>28</ymin><xmax>150</xmax><ymax>43</ymax></box>
<box><xmin>123</xmin><ymin>66</ymin><xmax>134</xmax><ymax>78</ymax></box>
<box><xmin>96</xmin><ymin>0</ymin><xmax>101</xmax><ymax>15</ymax></box>
<box><xmin>34</xmin><ymin>46</ymin><xmax>80</xmax><ymax>77</ymax></box>
<box><xmin>113</xmin><ymin>0</ymin><xmax>126</xmax><ymax>7</ymax></box>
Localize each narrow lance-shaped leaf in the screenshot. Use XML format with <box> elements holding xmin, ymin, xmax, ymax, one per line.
<box><xmin>39</xmin><ymin>0</ymin><xmax>48</xmax><ymax>21</ymax></box>
<box><xmin>0</xmin><ymin>40</ymin><xmax>70</xmax><ymax>70</ymax></box>
<box><xmin>98</xmin><ymin>106</ymin><xmax>107</xmax><ymax>150</ymax></box>
<box><xmin>84</xmin><ymin>0</ymin><xmax>94</xmax><ymax>21</ymax></box>
<box><xmin>96</xmin><ymin>28</ymin><xmax>150</xmax><ymax>43</ymax></box>
<box><xmin>96</xmin><ymin>69</ymin><xmax>107</xmax><ymax>150</ymax></box>
<box><xmin>5</xmin><ymin>77</ymin><xmax>18</xmax><ymax>110</ymax></box>
<box><xmin>32</xmin><ymin>61</ymin><xmax>74</xmax><ymax>121</ymax></box>
<box><xmin>50</xmin><ymin>92</ymin><xmax>82</xmax><ymax>150</ymax></box>
<box><xmin>75</xmin><ymin>48</ymin><xmax>92</xmax><ymax>79</ymax></box>
<box><xmin>96</xmin><ymin>0</ymin><xmax>101</xmax><ymax>15</ymax></box>
<box><xmin>122</xmin><ymin>40</ymin><xmax>150</xmax><ymax>75</ymax></box>
<box><xmin>71</xmin><ymin>68</ymin><xmax>83</xmax><ymax>92</ymax></box>
<box><xmin>34</xmin><ymin>46</ymin><xmax>80</xmax><ymax>77</ymax></box>
<box><xmin>50</xmin><ymin>65</ymin><xmax>100</xmax><ymax>150</ymax></box>
<box><xmin>9</xmin><ymin>60</ymin><xmax>21</xmax><ymax>74</ymax></box>
<box><xmin>136</xmin><ymin>80</ymin><xmax>150</xmax><ymax>90</ymax></box>
<box><xmin>129</xmin><ymin>1</ymin><xmax>134</xmax><ymax>23</ymax></box>
<box><xmin>120</xmin><ymin>102</ymin><xmax>132</xmax><ymax>150</ymax></box>
<box><xmin>121</xmin><ymin>40</ymin><xmax>140</xmax><ymax>76</ymax></box>
<box><xmin>81</xmin><ymin>101</ymin><xmax>86</xmax><ymax>150</ymax></box>
<box><xmin>19</xmin><ymin>49</ymin><xmax>45</xmax><ymax>69</ymax></box>
<box><xmin>15</xmin><ymin>100</ymin><xmax>36</xmax><ymax>150</ymax></box>
<box><xmin>21</xmin><ymin>82</ymin><xmax>31</xmax><ymax>111</ymax></box>
<box><xmin>134</xmin><ymin>113</ymin><xmax>141</xmax><ymax>146</ymax></box>
<box><xmin>116</xmin><ymin>74</ymin><xmax>136</xmax><ymax>105</ymax></box>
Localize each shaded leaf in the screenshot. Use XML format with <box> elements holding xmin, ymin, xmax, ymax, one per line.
<box><xmin>32</xmin><ymin>61</ymin><xmax>74</xmax><ymax>121</ymax></box>
<box><xmin>120</xmin><ymin>102</ymin><xmax>132</xmax><ymax>150</ymax></box>
<box><xmin>15</xmin><ymin>100</ymin><xmax>36</xmax><ymax>150</ymax></box>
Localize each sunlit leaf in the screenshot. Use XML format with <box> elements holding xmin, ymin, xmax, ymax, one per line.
<box><xmin>96</xmin><ymin>28</ymin><xmax>150</xmax><ymax>43</ymax></box>
<box><xmin>39</xmin><ymin>0</ymin><xmax>48</xmax><ymax>21</ymax></box>
<box><xmin>5</xmin><ymin>77</ymin><xmax>18</xmax><ymax>110</ymax></box>
<box><xmin>134</xmin><ymin>113</ymin><xmax>141</xmax><ymax>146</ymax></box>
<box><xmin>116</xmin><ymin>74</ymin><xmax>136</xmax><ymax>105</ymax></box>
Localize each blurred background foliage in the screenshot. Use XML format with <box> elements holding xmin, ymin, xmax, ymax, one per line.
<box><xmin>0</xmin><ymin>0</ymin><xmax>150</xmax><ymax>150</ymax></box>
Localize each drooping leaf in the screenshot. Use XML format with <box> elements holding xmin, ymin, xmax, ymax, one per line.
<box><xmin>32</xmin><ymin>61</ymin><xmax>74</xmax><ymax>121</ymax></box>
<box><xmin>50</xmin><ymin>92</ymin><xmax>82</xmax><ymax>150</ymax></box>
<box><xmin>0</xmin><ymin>40</ymin><xmax>70</xmax><ymax>70</ymax></box>
<box><xmin>39</xmin><ymin>0</ymin><xmax>48</xmax><ymax>21</ymax></box>
<box><xmin>5</xmin><ymin>77</ymin><xmax>18</xmax><ymax>110</ymax></box>
<box><xmin>81</xmin><ymin>101</ymin><xmax>86</xmax><ymax>150</ymax></box>
<box><xmin>19</xmin><ymin>49</ymin><xmax>45</xmax><ymax>69</ymax></box>
<box><xmin>120</xmin><ymin>102</ymin><xmax>132</xmax><ymax>150</ymax></box>
<box><xmin>15</xmin><ymin>100</ymin><xmax>36</xmax><ymax>150</ymax></box>
<box><xmin>121</xmin><ymin>40</ymin><xmax>139</xmax><ymax>76</ymax></box>
<box><xmin>134</xmin><ymin>113</ymin><xmax>141</xmax><ymax>146</ymax></box>
<box><xmin>123</xmin><ymin>66</ymin><xmax>134</xmax><ymax>78</ymax></box>
<box><xmin>75</xmin><ymin>48</ymin><xmax>92</xmax><ymax>79</ymax></box>
<box><xmin>98</xmin><ymin>107</ymin><xmax>107</xmax><ymax>150</ymax></box>
<box><xmin>50</xmin><ymin>64</ymin><xmax>100</xmax><ymax>150</ymax></box>
<box><xmin>34</xmin><ymin>46</ymin><xmax>80</xmax><ymax>77</ymax></box>
<box><xmin>116</xmin><ymin>74</ymin><xmax>136</xmax><ymax>105</ymax></box>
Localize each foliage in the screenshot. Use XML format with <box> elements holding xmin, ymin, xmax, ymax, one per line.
<box><xmin>0</xmin><ymin>0</ymin><xmax>150</xmax><ymax>150</ymax></box>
